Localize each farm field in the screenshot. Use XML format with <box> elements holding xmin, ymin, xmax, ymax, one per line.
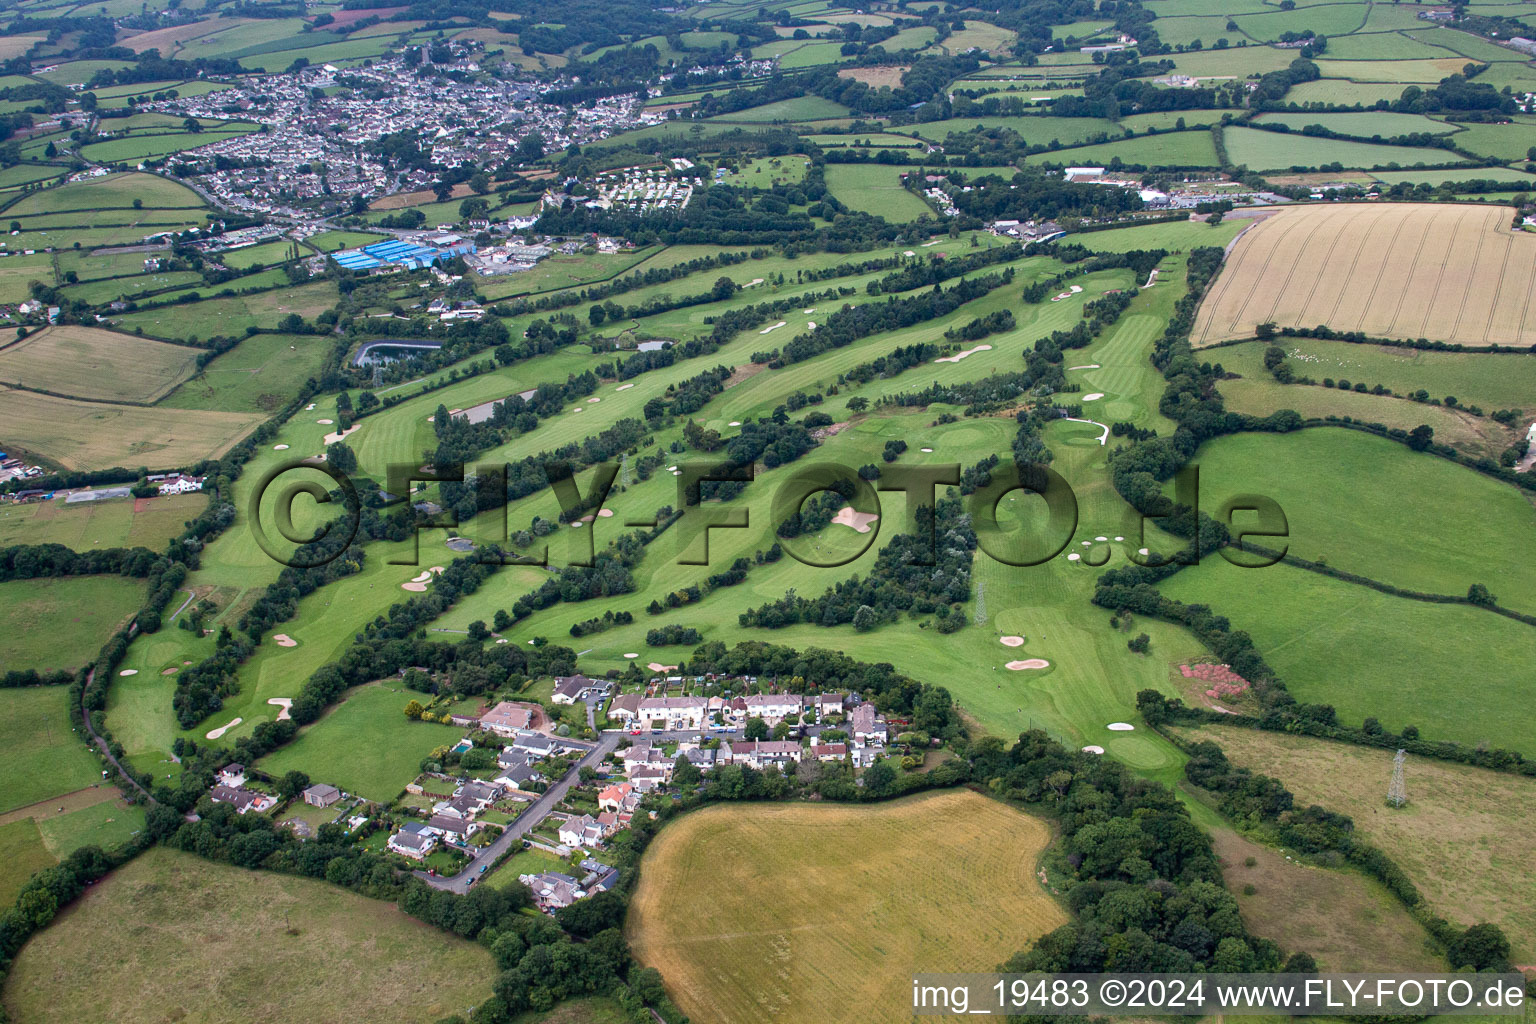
<box><xmin>0</xmin><ymin>325</ymin><xmax>200</xmax><ymax>403</ymax></box>
<box><xmin>0</xmin><ymin>576</ymin><xmax>145</xmax><ymax>673</ymax></box>
<box><xmin>1217</xmin><ymin>337</ymin><xmax>1536</xmax><ymax>415</ymax></box>
<box><xmin>0</xmin><ymin>685</ymin><xmax>112</xmax><ymax>814</ymax></box>
<box><xmin>0</xmin><ymin>492</ymin><xmax>205</xmax><ymax>550</ymax></box>
<box><xmin>0</xmin><ymin>386</ymin><xmax>267</xmax><ymax>472</ymax></box>
<box><xmin>1177</xmin><ymin>428</ymin><xmax>1536</xmax><ymax>615</ymax></box>
<box><xmin>1024</xmin><ymin>129</ymin><xmax>1218</xmax><ymax>168</ymax></box>
<box><xmin>1206</xmin><ymin>825</ymin><xmax>1442</xmax><ymax>972</ymax></box>
<box><xmin>1192</xmin><ymin>203</ymin><xmax>1536</xmax><ymax>347</ymax></box>
<box><xmin>6</xmin><ymin>175</ymin><xmax>206</xmax><ymax>215</ymax></box>
<box><xmin>1159</xmin><ymin>559</ymin><xmax>1536</xmax><ymax>755</ymax></box>
<box><xmin>823</xmin><ymin>163</ymin><xmax>931</xmax><ymax>219</ymax></box>
<box><xmin>158</xmin><ymin>332</ymin><xmax>332</xmax><ymax>413</ymax></box>
<box><xmin>1175</xmin><ymin>725</ymin><xmax>1536</xmax><ymax>962</ymax></box>
<box><xmin>2</xmin><ymin>847</ymin><xmax>496</xmax><ymax>1024</ymax></box>
<box><xmin>0</xmin><ymin>253</ymin><xmax>60</xmax><ymax>303</ymax></box>
<box><xmin>110</xmin><ymin>280</ymin><xmax>338</xmax><ymax>338</ymax></box>
<box><xmin>1222</xmin><ymin>126</ymin><xmax>1474</xmax><ymax>171</ymax></box>
<box><xmin>627</xmin><ymin>791</ymin><xmax>1066</xmax><ymax>1024</ymax></box>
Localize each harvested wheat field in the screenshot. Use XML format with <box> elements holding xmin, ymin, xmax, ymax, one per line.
<box><xmin>627</xmin><ymin>790</ymin><xmax>1064</xmax><ymax>1024</ymax></box>
<box><xmin>1173</xmin><ymin>725</ymin><xmax>1536</xmax><ymax>962</ymax></box>
<box><xmin>1194</xmin><ymin>203</ymin><xmax>1536</xmax><ymax>348</ymax></box>
<box><xmin>0</xmin><ymin>325</ymin><xmax>199</xmax><ymax>403</ymax></box>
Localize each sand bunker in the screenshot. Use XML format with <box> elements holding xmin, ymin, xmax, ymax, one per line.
<box><xmin>728</xmin><ymin>421</ymin><xmax>741</xmax><ymax>426</ymax></box>
<box><xmin>267</xmin><ymin>698</ymin><xmax>293</xmax><ymax>721</ymax></box>
<box><xmin>1138</xmin><ymin>547</ymin><xmax>1150</xmax><ymax>556</ymax></box>
<box><xmin>205</xmin><ymin>717</ymin><xmax>242</xmax><ymax>740</ymax></box>
<box><xmin>402</xmin><ymin>569</ymin><xmax>432</xmax><ymax>592</ymax></box>
<box><xmin>588</xmin><ymin>397</ymin><xmax>601</xmax><ymax>403</ymax></box>
<box><xmin>305</xmin><ymin>403</ymin><xmax>316</xmax><ymax>411</ymax></box>
<box><xmin>1067</xmin><ymin>364</ymin><xmax>1100</xmax><ymax>370</ymax></box>
<box><xmin>616</xmin><ymin>383</ymin><xmax>635</xmax><ymax>391</ymax></box>
<box><xmin>317</xmin><ymin>418</ymin><xmax>334</xmax><ymax>425</ymax></box>
<box><xmin>807</xmin><ymin>322</ymin><xmax>816</xmax><ymax>330</ymax></box>
<box><xmin>1082</xmin><ymin>745</ymin><xmax>1105</xmax><ymax>754</ymax></box>
<box><xmin>747</xmin><ymin>278</ymin><xmax>763</xmax><ymax>286</ymax></box>
<box><xmin>920</xmin><ymin>447</ymin><xmax>933</xmax><ymax>453</ymax></box>
<box><xmin>118</xmin><ymin>669</ymin><xmax>137</xmax><ymax>677</ymax></box>
<box><xmin>647</xmin><ymin>663</ymin><xmax>679</xmax><ymax>673</ymax></box>
<box><xmin>759</xmin><ymin>321</ymin><xmax>788</xmax><ymax>334</ymax></box>
<box><xmin>999</xmin><ymin>636</ymin><xmax>1025</xmax><ymax>647</ymax></box>
<box><xmin>272</xmin><ymin>633</ymin><xmax>297</xmax><ymax>648</ymax></box>
<box><xmin>323</xmin><ymin>423</ymin><xmax>362</xmax><ymax>445</ymax></box>
<box><xmin>1095</xmin><ymin>536</ymin><xmax>1107</xmax><ymax>542</ymax></box>
<box><xmin>161</xmin><ymin>667</ymin><xmax>178</xmax><ymax>676</ymax></box>
<box><xmin>831</xmin><ymin>506</ymin><xmax>879</xmax><ymax>533</ymax></box>
<box><xmin>572</xmin><ymin>407</ymin><xmax>583</xmax><ymax>413</ymax></box>
<box><xmin>1067</xmin><ymin>553</ymin><xmax>1081</xmax><ymax>561</ymax></box>
<box><xmin>495</xmin><ymin>638</ymin><xmax>508</xmax><ymax>644</ymax></box>
<box><xmin>597</xmin><ymin>508</ymin><xmax>614</xmax><ymax>517</ymax></box>
<box><xmin>273</xmin><ymin>444</ymin><xmax>290</xmax><ymax>451</ymax></box>
<box><xmin>623</xmin><ymin>652</ymin><xmax>638</xmax><ymax>659</ymax></box>
<box><xmin>935</xmin><ymin>344</ymin><xmax>992</xmax><ymax>364</ymax></box>
<box><xmin>1006</xmin><ymin>659</ymin><xmax>1050</xmax><ymax>670</ymax></box>
<box><xmin>1107</xmin><ymin>722</ymin><xmax>1135</xmax><ymax>731</ymax></box>
<box><xmin>803</xmin><ymin>308</ymin><xmax>815</xmax><ymax>314</ymax></box>
<box><xmin>570</xmin><ymin>520</ymin><xmax>584</xmax><ymax>528</ymax></box>
<box><xmin>1114</xmin><ymin>536</ymin><xmax>1124</xmax><ymax>541</ymax></box>
<box><xmin>1082</xmin><ymin>393</ymin><xmax>1104</xmax><ymax>402</ymax></box>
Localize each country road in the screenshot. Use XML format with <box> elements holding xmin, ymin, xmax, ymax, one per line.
<box><xmin>415</xmin><ymin>730</ymin><xmax>623</xmax><ymax>890</ymax></box>
<box><xmin>78</xmin><ymin>668</ymin><xmax>155</xmax><ymax>804</ymax></box>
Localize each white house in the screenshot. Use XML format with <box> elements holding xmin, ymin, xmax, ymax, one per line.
<box><xmin>636</xmin><ymin>696</ymin><xmax>708</xmax><ymax>729</ymax></box>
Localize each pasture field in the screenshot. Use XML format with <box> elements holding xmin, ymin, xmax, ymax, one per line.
<box><xmin>0</xmin><ymin>325</ymin><xmax>200</xmax><ymax>403</ymax></box>
<box><xmin>1024</xmin><ymin>129</ymin><xmax>1218</xmax><ymax>168</ymax></box>
<box><xmin>258</xmin><ymin>683</ymin><xmax>467</xmax><ymax>801</ymax></box>
<box><xmin>218</xmin><ymin>240</ymin><xmax>297</xmax><ymax>270</ymax></box>
<box><xmin>1286</xmin><ymin>78</ymin><xmax>1415</xmax><ymax>106</ymax></box>
<box><xmin>2</xmin><ymin>847</ymin><xmax>496</xmax><ymax>1024</ymax></box>
<box><xmin>79</xmin><ymin>128</ymin><xmax>253</xmax><ymax>164</ymax></box>
<box><xmin>0</xmin><ymin>576</ymin><xmax>145</xmax><ymax>673</ymax></box>
<box><xmin>1158</xmin><ymin>559</ymin><xmax>1536</xmax><ymax>755</ymax></box>
<box><xmin>5</xmin><ymin>172</ymin><xmax>205</xmax><ymax>213</ymax></box>
<box><xmin>1192</xmin><ymin>203</ymin><xmax>1536</xmax><ymax>347</ymax></box>
<box><xmin>727</xmin><ymin>154</ymin><xmax>811</xmax><ymax>187</ymax></box>
<box><xmin>0</xmin><ymin>253</ymin><xmax>59</xmax><ymax>303</ymax></box>
<box><xmin>0</xmin><ymin>821</ymin><xmax>56</xmax><ymax>907</ymax></box>
<box><xmin>1217</xmin><ymin>337</ymin><xmax>1536</xmax><ymax>414</ymax></box>
<box><xmin>627</xmin><ymin>791</ymin><xmax>1066</xmax><ymax>1024</ymax></box>
<box><xmin>1205</xmin><ymin>825</ymin><xmax>1443</xmax><ymax>971</ymax></box>
<box><xmin>159</xmin><ymin>332</ymin><xmax>332</xmax><ymax>413</ymax></box>
<box><xmin>60</xmin><ymin>270</ymin><xmax>203</xmax><ymax>306</ymax></box>
<box><xmin>823</xmin><ymin>163</ymin><xmax>932</xmax><ymax>219</ymax></box>
<box><xmin>1177</xmin><ymin>428</ymin><xmax>1536</xmax><ymax>614</ymax></box>
<box><xmin>304</xmin><ymin>229</ymin><xmax>387</xmax><ymax>252</ymax></box>
<box><xmin>111</xmin><ymin>280</ymin><xmax>338</xmax><ymax>338</ymax></box>
<box><xmin>1213</xmin><ymin>374</ymin><xmax>1514</xmax><ymax>459</ymax></box>
<box><xmin>0</xmin><ymin>685</ymin><xmax>111</xmax><ymax>814</ymax></box>
<box><xmin>1222</xmin><ymin>126</ymin><xmax>1474</xmax><ymax>171</ymax></box>
<box><xmin>1175</xmin><ymin>725</ymin><xmax>1536</xmax><ymax>962</ymax></box>
<box><xmin>0</xmin><ymin>386</ymin><xmax>267</xmax><ymax>471</ymax></box>
<box><xmin>1436</xmin><ymin>118</ymin><xmax>1536</xmax><ymax>161</ymax></box>
<box><xmin>711</xmin><ymin>95</ymin><xmax>850</xmax><ymax>121</ymax></box>
<box><xmin>1314</xmin><ymin>57</ymin><xmax>1473</xmax><ymax>83</ymax></box>
<box><xmin>935</xmin><ymin>20</ymin><xmax>1015</xmax><ymax>55</ymax></box>
<box><xmin>0</xmin><ymin>492</ymin><xmax>205</xmax><ymax>550</ymax></box>
<box><xmin>1369</xmin><ymin>165</ymin><xmax>1536</xmax><ymax>187</ymax></box>
<box><xmin>1251</xmin><ymin>111</ymin><xmax>1454</xmax><ymax>137</ymax></box>
<box><xmin>898</xmin><ymin>114</ymin><xmax>1120</xmax><ymax>146</ymax></box>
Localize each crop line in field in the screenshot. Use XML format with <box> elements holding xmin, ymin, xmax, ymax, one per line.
<box><xmin>1352</xmin><ymin>204</ymin><xmax>1417</xmax><ymax>334</ymax></box>
<box><xmin>1323</xmin><ymin>206</ymin><xmax>1387</xmax><ymax>328</ymax></box>
<box><xmin>1276</xmin><ymin>206</ymin><xmax>1350</xmax><ymax>329</ymax></box>
<box><xmin>1196</xmin><ymin>212</ymin><xmax>1278</xmax><ymax>343</ymax></box>
<box><xmin>1402</xmin><ymin>205</ymin><xmax>1456</xmax><ymax>340</ymax></box>
<box><xmin>1448</xmin><ymin>212</ymin><xmax>1491</xmax><ymax>343</ymax></box>
<box><xmin>1222</xmin><ymin>208</ymin><xmax>1310</xmax><ymax>337</ymax></box>
<box><xmin>1256</xmin><ymin>208</ymin><xmax>1332</xmax><ymax>329</ymax></box>
<box><xmin>1482</xmin><ymin>219</ymin><xmax>1515</xmax><ymax>346</ymax></box>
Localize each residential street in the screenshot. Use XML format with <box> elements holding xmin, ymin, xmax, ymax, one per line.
<box><xmin>415</xmin><ymin>730</ymin><xmax>623</xmax><ymax>890</ymax></box>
